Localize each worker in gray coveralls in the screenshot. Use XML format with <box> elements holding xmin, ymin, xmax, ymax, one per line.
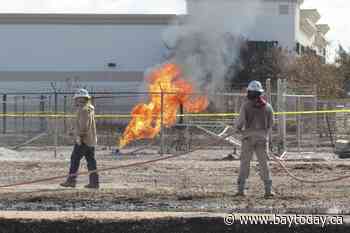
<box><xmin>235</xmin><ymin>80</ymin><xmax>274</xmax><ymax>198</ymax></box>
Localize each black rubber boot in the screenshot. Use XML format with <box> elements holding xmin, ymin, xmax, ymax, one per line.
<box><xmin>234</xmin><ymin>180</ymin><xmax>245</xmax><ymax>197</ymax></box>
<box><xmin>60</xmin><ymin>176</ymin><xmax>76</xmax><ymax>188</ymax></box>
<box><xmin>84</xmin><ymin>173</ymin><xmax>99</xmax><ymax>189</ymax></box>
<box><xmin>264</xmin><ymin>180</ymin><xmax>275</xmax><ymax>198</ymax></box>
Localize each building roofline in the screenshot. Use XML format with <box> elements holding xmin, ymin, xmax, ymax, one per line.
<box><xmin>300</xmin><ymin>9</ymin><xmax>321</xmax><ymax>24</ymax></box>
<box><xmin>0</xmin><ymin>13</ymin><xmax>181</xmax><ymax>24</ymax></box>
<box><xmin>317</xmin><ymin>24</ymin><xmax>330</xmax><ymax>35</ymax></box>
<box><xmin>300</xmin><ymin>17</ymin><xmax>317</xmax><ymax>37</ymax></box>
<box><xmin>264</xmin><ymin>0</ymin><xmax>304</xmax><ymax>3</ymax></box>
<box><xmin>191</xmin><ymin>0</ymin><xmax>304</xmax><ymax>3</ymax></box>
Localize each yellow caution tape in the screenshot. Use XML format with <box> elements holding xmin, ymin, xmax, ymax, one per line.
<box><xmin>0</xmin><ymin>109</ymin><xmax>348</xmax><ymax>119</ymax></box>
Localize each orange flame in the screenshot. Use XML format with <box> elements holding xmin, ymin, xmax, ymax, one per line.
<box><xmin>119</xmin><ymin>63</ymin><xmax>208</xmax><ymax>148</ymax></box>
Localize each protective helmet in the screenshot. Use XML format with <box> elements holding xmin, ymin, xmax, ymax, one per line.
<box><xmin>73</xmin><ymin>88</ymin><xmax>91</xmax><ymax>99</ymax></box>
<box><xmin>247</xmin><ymin>80</ymin><xmax>264</xmax><ymax>93</ymax></box>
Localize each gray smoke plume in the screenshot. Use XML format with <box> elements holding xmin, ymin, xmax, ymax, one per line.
<box><xmin>163</xmin><ymin>0</ymin><xmax>263</xmax><ymax>93</ymax></box>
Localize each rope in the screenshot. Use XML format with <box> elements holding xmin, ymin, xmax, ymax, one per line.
<box><xmin>0</xmin><ymin>150</ymin><xmax>194</xmax><ymax>189</ymax></box>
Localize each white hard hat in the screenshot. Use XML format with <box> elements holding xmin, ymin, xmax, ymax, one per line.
<box><xmin>73</xmin><ymin>88</ymin><xmax>91</xmax><ymax>99</ymax></box>
<box><xmin>247</xmin><ymin>80</ymin><xmax>264</xmax><ymax>92</ymax></box>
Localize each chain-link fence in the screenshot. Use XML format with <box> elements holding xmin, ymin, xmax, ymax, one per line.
<box><xmin>0</xmin><ymin>89</ymin><xmax>346</xmax><ymax>157</ymax></box>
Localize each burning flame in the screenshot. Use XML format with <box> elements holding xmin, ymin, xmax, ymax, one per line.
<box><xmin>119</xmin><ymin>63</ymin><xmax>208</xmax><ymax>148</ymax></box>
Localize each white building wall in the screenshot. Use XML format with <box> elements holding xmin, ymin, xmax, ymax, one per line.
<box><xmin>294</xmin><ymin>2</ymin><xmax>301</xmax><ymax>45</ymax></box>
<box><xmin>0</xmin><ymin>24</ymin><xmax>170</xmax><ymax>72</ymax></box>
<box><xmin>187</xmin><ymin>0</ymin><xmax>299</xmax><ymax>51</ymax></box>
<box><xmin>247</xmin><ymin>1</ymin><xmax>297</xmax><ymax>50</ymax></box>
<box><xmin>297</xmin><ymin>30</ymin><xmax>314</xmax><ymax>47</ymax></box>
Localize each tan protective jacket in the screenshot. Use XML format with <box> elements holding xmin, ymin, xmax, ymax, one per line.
<box><xmin>236</xmin><ymin>99</ymin><xmax>274</xmax><ymax>140</ymax></box>
<box><xmin>75</xmin><ymin>103</ymin><xmax>97</xmax><ymax>146</ymax></box>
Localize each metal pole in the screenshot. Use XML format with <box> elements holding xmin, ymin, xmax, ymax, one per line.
<box><xmin>313</xmin><ymin>85</ymin><xmax>318</xmax><ymax>153</ymax></box>
<box><xmin>297</xmin><ymin>96</ymin><xmax>302</xmax><ymax>153</ymax></box>
<box><xmin>14</xmin><ymin>96</ymin><xmax>18</xmax><ymax>133</ymax></box>
<box><xmin>63</xmin><ymin>95</ymin><xmax>67</xmax><ymax>134</ymax></box>
<box><xmin>22</xmin><ymin>96</ymin><xmax>25</xmax><ymax>134</ymax></box>
<box><xmin>277</xmin><ymin>79</ymin><xmax>286</xmax><ymax>152</ymax></box>
<box><xmin>160</xmin><ymin>91</ymin><xmax>164</xmax><ymax>156</ymax></box>
<box><xmin>266</xmin><ymin>79</ymin><xmax>272</xmax><ymax>151</ymax></box>
<box><xmin>277</xmin><ymin>79</ymin><xmax>281</xmax><ymax>152</ymax></box>
<box><xmin>2</xmin><ymin>94</ymin><xmax>6</xmax><ymax>134</ymax></box>
<box><xmin>323</xmin><ymin>103</ymin><xmax>327</xmax><ymax>138</ymax></box>
<box><xmin>54</xmin><ymin>92</ymin><xmax>58</xmax><ymax>158</ymax></box>
<box><xmin>266</xmin><ymin>79</ymin><xmax>272</xmax><ymax>105</ymax></box>
<box><xmin>40</xmin><ymin>95</ymin><xmax>45</xmax><ymax>131</ymax></box>
<box><xmin>282</xmin><ymin>79</ymin><xmax>287</xmax><ymax>151</ymax></box>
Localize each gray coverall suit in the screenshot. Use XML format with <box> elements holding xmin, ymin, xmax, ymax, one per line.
<box><xmin>236</xmin><ymin>98</ymin><xmax>274</xmax><ymax>195</ymax></box>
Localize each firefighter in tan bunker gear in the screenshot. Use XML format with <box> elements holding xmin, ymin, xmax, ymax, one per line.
<box><xmin>60</xmin><ymin>89</ymin><xmax>99</xmax><ymax>189</ymax></box>
<box><xmin>236</xmin><ymin>81</ymin><xmax>274</xmax><ymax>198</ymax></box>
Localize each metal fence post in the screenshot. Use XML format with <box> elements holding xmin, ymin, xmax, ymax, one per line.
<box><xmin>283</xmin><ymin>80</ymin><xmax>287</xmax><ymax>151</ymax></box>
<box><xmin>160</xmin><ymin>91</ymin><xmax>164</xmax><ymax>156</ymax></box>
<box><xmin>313</xmin><ymin>85</ymin><xmax>318</xmax><ymax>153</ymax></box>
<box><xmin>297</xmin><ymin>96</ymin><xmax>302</xmax><ymax>153</ymax></box>
<box><xmin>22</xmin><ymin>96</ymin><xmax>25</xmax><ymax>134</ymax></box>
<box><xmin>63</xmin><ymin>95</ymin><xmax>67</xmax><ymax>134</ymax></box>
<box><xmin>40</xmin><ymin>95</ymin><xmax>45</xmax><ymax>131</ymax></box>
<box><xmin>14</xmin><ymin>96</ymin><xmax>18</xmax><ymax>132</ymax></box>
<box><xmin>54</xmin><ymin>92</ymin><xmax>58</xmax><ymax>158</ymax></box>
<box><xmin>266</xmin><ymin>79</ymin><xmax>272</xmax><ymax>151</ymax></box>
<box><xmin>277</xmin><ymin>79</ymin><xmax>286</xmax><ymax>152</ymax></box>
<box><xmin>2</xmin><ymin>94</ymin><xmax>6</xmax><ymax>134</ymax></box>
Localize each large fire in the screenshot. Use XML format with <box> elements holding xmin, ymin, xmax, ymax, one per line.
<box><xmin>119</xmin><ymin>63</ymin><xmax>208</xmax><ymax>148</ymax></box>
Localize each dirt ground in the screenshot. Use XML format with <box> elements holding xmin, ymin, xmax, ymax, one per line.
<box><xmin>0</xmin><ymin>146</ymin><xmax>348</xmax><ymax>215</ymax></box>
<box><xmin>0</xmin><ymin>211</ymin><xmax>348</xmax><ymax>233</ymax></box>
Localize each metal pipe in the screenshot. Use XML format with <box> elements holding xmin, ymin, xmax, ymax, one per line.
<box><xmin>54</xmin><ymin>92</ymin><xmax>58</xmax><ymax>158</ymax></box>
<box><xmin>297</xmin><ymin>96</ymin><xmax>302</xmax><ymax>153</ymax></box>
<box><xmin>2</xmin><ymin>94</ymin><xmax>6</xmax><ymax>134</ymax></box>
<box><xmin>160</xmin><ymin>90</ymin><xmax>164</xmax><ymax>156</ymax></box>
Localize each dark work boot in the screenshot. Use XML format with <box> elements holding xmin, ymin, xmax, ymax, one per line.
<box><xmin>264</xmin><ymin>180</ymin><xmax>275</xmax><ymax>198</ymax></box>
<box><xmin>84</xmin><ymin>173</ymin><xmax>99</xmax><ymax>189</ymax></box>
<box><xmin>60</xmin><ymin>176</ymin><xmax>76</xmax><ymax>188</ymax></box>
<box><xmin>234</xmin><ymin>180</ymin><xmax>246</xmax><ymax>197</ymax></box>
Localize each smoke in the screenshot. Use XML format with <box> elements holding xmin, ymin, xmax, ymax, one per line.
<box><xmin>163</xmin><ymin>0</ymin><xmax>263</xmax><ymax>93</ymax></box>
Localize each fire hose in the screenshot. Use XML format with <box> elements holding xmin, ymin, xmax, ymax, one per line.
<box><xmin>0</xmin><ymin>149</ymin><xmax>192</xmax><ymax>189</ymax></box>
<box><xmin>271</xmin><ymin>152</ymin><xmax>350</xmax><ymax>184</ymax></box>
<box><xmin>1</xmin><ymin>149</ymin><xmax>350</xmax><ymax>189</ymax></box>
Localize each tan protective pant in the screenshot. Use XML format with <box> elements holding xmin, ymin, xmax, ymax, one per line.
<box><xmin>238</xmin><ymin>137</ymin><xmax>272</xmax><ymax>183</ymax></box>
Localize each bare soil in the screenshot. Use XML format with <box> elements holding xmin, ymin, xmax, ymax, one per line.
<box><xmin>0</xmin><ymin>146</ymin><xmax>349</xmax><ymax>232</ymax></box>
<box><xmin>0</xmin><ymin>146</ymin><xmax>348</xmax><ymax>215</ymax></box>
<box><xmin>0</xmin><ymin>211</ymin><xmax>348</xmax><ymax>233</ymax></box>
